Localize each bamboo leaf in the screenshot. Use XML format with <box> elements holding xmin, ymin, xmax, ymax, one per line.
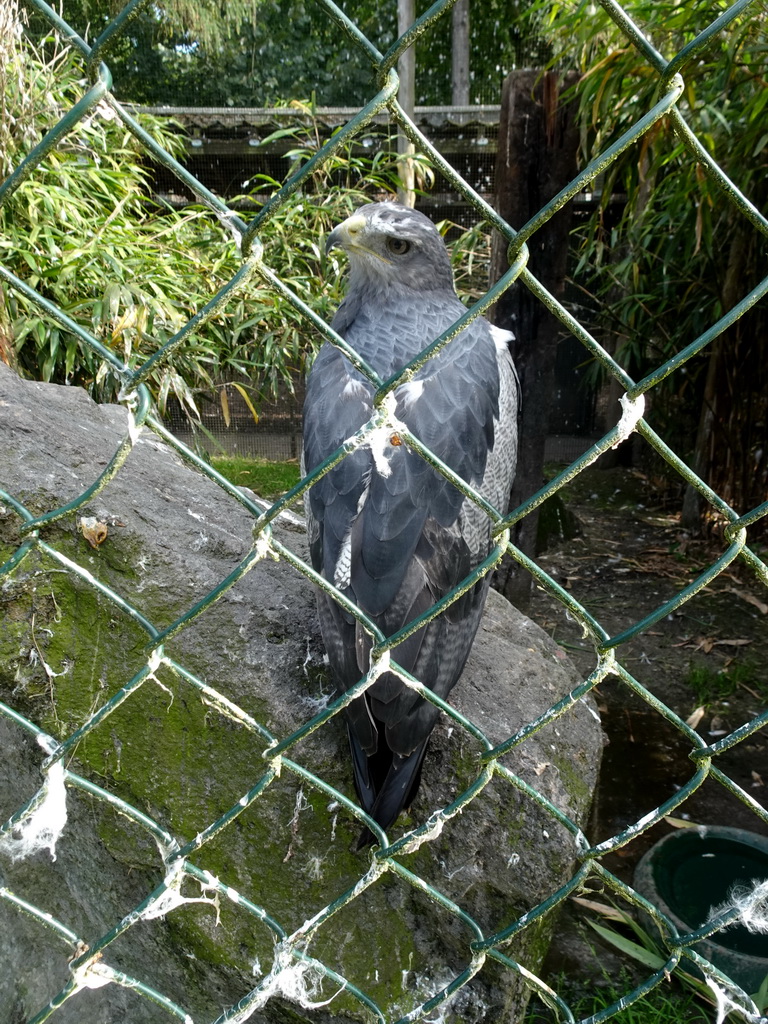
<box><xmin>585</xmin><ymin>921</ymin><xmax>667</xmax><ymax>971</ymax></box>
<box><xmin>230</xmin><ymin>382</ymin><xmax>260</xmax><ymax>425</ymax></box>
<box><xmin>220</xmin><ymin>385</ymin><xmax>231</xmax><ymax>428</ymax></box>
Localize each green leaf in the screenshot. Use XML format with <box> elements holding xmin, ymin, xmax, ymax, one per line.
<box><xmin>753</xmin><ymin>972</ymin><xmax>768</xmax><ymax>1012</ymax></box>
<box><xmin>229</xmin><ymin>382</ymin><xmax>260</xmax><ymax>425</ymax></box>
<box><xmin>586</xmin><ymin>921</ymin><xmax>667</xmax><ymax>971</ymax></box>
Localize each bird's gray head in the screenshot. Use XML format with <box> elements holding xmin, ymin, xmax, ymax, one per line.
<box><xmin>326</xmin><ymin>202</ymin><xmax>455</xmax><ymax>295</ymax></box>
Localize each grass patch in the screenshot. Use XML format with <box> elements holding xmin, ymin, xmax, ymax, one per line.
<box><xmin>525</xmin><ymin>973</ymin><xmax>712</xmax><ymax>1023</ymax></box>
<box><xmin>211</xmin><ymin>456</ymin><xmax>300</xmax><ymax>500</ymax></box>
<box><xmin>685</xmin><ymin>660</ymin><xmax>768</xmax><ymax>707</ymax></box>
<box><xmin>572</xmin><ymin>980</ymin><xmax>712</xmax><ymax>1023</ymax></box>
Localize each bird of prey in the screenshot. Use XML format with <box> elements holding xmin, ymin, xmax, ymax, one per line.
<box><xmin>302</xmin><ymin>202</ymin><xmax>518</xmax><ymax>842</ymax></box>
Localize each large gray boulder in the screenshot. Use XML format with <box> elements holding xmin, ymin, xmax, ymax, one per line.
<box><xmin>0</xmin><ymin>362</ymin><xmax>603</xmax><ymax>1024</ymax></box>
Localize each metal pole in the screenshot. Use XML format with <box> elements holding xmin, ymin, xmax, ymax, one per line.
<box><xmin>397</xmin><ymin>0</ymin><xmax>416</xmax><ymax>207</ymax></box>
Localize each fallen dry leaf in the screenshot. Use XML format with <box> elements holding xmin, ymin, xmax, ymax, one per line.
<box><xmin>726</xmin><ymin>587</ymin><xmax>768</xmax><ymax>615</ymax></box>
<box><xmin>686</xmin><ymin>706</ymin><xmax>706</xmax><ymax>730</ymax></box>
<box><xmin>663</xmin><ymin>815</ymin><xmax>702</xmax><ymax>829</ymax></box>
<box><xmin>571</xmin><ymin>897</ymin><xmax>628</xmax><ymax>921</ymax></box>
<box><xmin>675</xmin><ymin>636</ymin><xmax>751</xmax><ymax>653</ymax></box>
<box><xmin>79</xmin><ymin>516</ymin><xmax>108</xmax><ymax>548</ymax></box>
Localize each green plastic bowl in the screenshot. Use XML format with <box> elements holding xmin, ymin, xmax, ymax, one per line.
<box><xmin>634</xmin><ymin>825</ymin><xmax>768</xmax><ymax>994</ymax></box>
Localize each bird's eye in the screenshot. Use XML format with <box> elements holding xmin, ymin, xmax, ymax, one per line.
<box><xmin>386</xmin><ymin>237</ymin><xmax>411</xmax><ymax>256</ymax></box>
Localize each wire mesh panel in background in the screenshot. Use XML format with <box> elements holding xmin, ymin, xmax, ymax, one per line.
<box><xmin>1</xmin><ymin>1</ymin><xmax>767</xmax><ymax>1023</ymax></box>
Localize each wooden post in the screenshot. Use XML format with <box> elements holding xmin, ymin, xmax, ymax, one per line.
<box><xmin>397</xmin><ymin>0</ymin><xmax>416</xmax><ymax>207</ymax></box>
<box><xmin>451</xmin><ymin>0</ymin><xmax>470</xmax><ymax>106</ymax></box>
<box><xmin>491</xmin><ymin>70</ymin><xmax>580</xmax><ymax>610</ymax></box>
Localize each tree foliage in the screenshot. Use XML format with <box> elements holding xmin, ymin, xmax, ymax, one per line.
<box><xmin>26</xmin><ymin>0</ymin><xmax>550</xmax><ymax>107</ymax></box>
<box><xmin>0</xmin><ymin>7</ymin><xmax>361</xmax><ymax>419</ymax></box>
<box><xmin>535</xmin><ymin>0</ymin><xmax>768</xmax><ymax>531</ymax></box>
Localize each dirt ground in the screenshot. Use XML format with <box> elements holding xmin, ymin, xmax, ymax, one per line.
<box><xmin>521</xmin><ymin>461</ymin><xmax>768</xmax><ymax>983</ymax></box>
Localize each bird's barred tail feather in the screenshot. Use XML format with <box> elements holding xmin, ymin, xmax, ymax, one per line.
<box><xmin>349</xmin><ymin>726</ymin><xmax>430</xmax><ymax>848</ymax></box>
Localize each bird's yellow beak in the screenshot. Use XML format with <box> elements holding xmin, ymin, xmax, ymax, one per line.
<box><xmin>325</xmin><ymin>214</ymin><xmax>392</xmax><ymax>264</ymax></box>
<box><xmin>325</xmin><ymin>214</ymin><xmax>366</xmax><ymax>255</ymax></box>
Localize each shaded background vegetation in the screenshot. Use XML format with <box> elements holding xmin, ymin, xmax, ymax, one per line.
<box><xmin>4</xmin><ymin>0</ymin><xmax>767</xmax><ymax>538</ymax></box>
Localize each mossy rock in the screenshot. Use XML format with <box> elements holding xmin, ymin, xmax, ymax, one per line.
<box><xmin>0</xmin><ymin>364</ymin><xmax>603</xmax><ymax>1023</ymax></box>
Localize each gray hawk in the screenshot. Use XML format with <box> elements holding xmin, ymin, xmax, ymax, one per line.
<box><xmin>302</xmin><ymin>202</ymin><xmax>518</xmax><ymax>844</ymax></box>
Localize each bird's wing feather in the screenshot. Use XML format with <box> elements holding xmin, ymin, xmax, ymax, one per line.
<box><xmin>305</xmin><ymin>291</ymin><xmax>511</xmax><ymax>625</ymax></box>
<box><xmin>306</xmin><ymin>306</ymin><xmax>503</xmax><ymax>616</ymax></box>
<box><xmin>303</xmin><ymin>343</ymin><xmax>372</xmax><ymax>588</ymax></box>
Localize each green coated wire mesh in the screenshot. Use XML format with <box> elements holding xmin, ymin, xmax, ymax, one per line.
<box><xmin>1</xmin><ymin>1</ymin><xmax>768</xmax><ymax>1022</ymax></box>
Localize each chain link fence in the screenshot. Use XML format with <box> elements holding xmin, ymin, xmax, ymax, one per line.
<box><xmin>1</xmin><ymin>1</ymin><xmax>767</xmax><ymax>1022</ymax></box>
